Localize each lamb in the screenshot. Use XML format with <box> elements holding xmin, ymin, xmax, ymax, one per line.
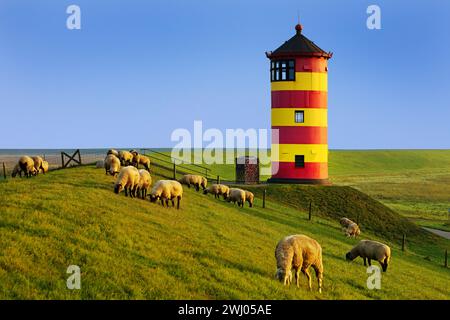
<box><xmin>226</xmin><ymin>188</ymin><xmax>246</xmax><ymax>207</ymax></box>
<box><xmin>113</xmin><ymin>166</ymin><xmax>140</xmax><ymax>197</ymax></box>
<box><xmin>203</xmin><ymin>184</ymin><xmax>230</xmax><ymax>199</ymax></box>
<box><xmin>346</xmin><ymin>240</ymin><xmax>391</xmax><ymax>272</ymax></box>
<box><xmin>104</xmin><ymin>154</ymin><xmax>121</xmax><ymax>176</ymax></box>
<box><xmin>244</xmin><ymin>190</ymin><xmax>254</xmax><ymax>208</ymax></box>
<box><xmin>107</xmin><ymin>149</ymin><xmax>119</xmax><ymax>157</ymax></box>
<box><xmin>339</xmin><ymin>217</ymin><xmax>360</xmax><ymax>237</ymax></box>
<box><xmin>137</xmin><ymin>169</ymin><xmax>152</xmax><ymax>199</ymax></box>
<box><xmin>118</xmin><ymin>150</ymin><xmax>133</xmax><ymax>166</ymax></box>
<box><xmin>149</xmin><ymin>180</ymin><xmax>183</xmax><ymax>209</ymax></box>
<box><xmin>14</xmin><ymin>156</ymin><xmax>36</xmax><ymax>178</ymax></box>
<box><xmin>132</xmin><ymin>153</ymin><xmax>151</xmax><ymax>171</ymax></box>
<box><xmin>275</xmin><ymin>234</ymin><xmax>323</xmax><ymax>293</ymax></box>
<box><xmin>178</xmin><ymin>174</ymin><xmax>207</xmax><ymax>191</ymax></box>
<box><xmin>32</xmin><ymin>156</ymin><xmax>45</xmax><ymax>175</ymax></box>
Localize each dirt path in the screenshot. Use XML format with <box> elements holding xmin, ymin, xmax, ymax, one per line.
<box><xmin>423</xmin><ymin>227</ymin><xmax>450</xmax><ymax>240</ymax></box>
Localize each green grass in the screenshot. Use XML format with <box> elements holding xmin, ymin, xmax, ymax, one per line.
<box><xmin>0</xmin><ymin>165</ymin><xmax>449</xmax><ymax>299</ymax></box>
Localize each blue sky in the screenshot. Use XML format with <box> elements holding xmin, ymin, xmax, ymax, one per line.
<box><xmin>0</xmin><ymin>0</ymin><xmax>449</xmax><ymax>149</ymax></box>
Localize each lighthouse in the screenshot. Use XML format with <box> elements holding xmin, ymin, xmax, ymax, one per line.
<box><xmin>267</xmin><ymin>23</ymin><xmax>332</xmax><ymax>184</ymax></box>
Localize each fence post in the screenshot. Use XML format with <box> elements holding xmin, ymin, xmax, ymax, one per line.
<box><xmin>78</xmin><ymin>149</ymin><xmax>82</xmax><ymax>165</ymax></box>
<box><xmin>445</xmin><ymin>249</ymin><xmax>448</xmax><ymax>268</ymax></box>
<box><xmin>2</xmin><ymin>162</ymin><xmax>6</xmax><ymax>179</ymax></box>
<box><xmin>308</xmin><ymin>201</ymin><xmax>312</xmax><ymax>221</ymax></box>
<box><xmin>263</xmin><ymin>189</ymin><xmax>266</xmax><ymax>208</ymax></box>
<box><xmin>61</xmin><ymin>152</ymin><xmax>65</xmax><ymax>168</ymax></box>
<box><xmin>402</xmin><ymin>234</ymin><xmax>406</xmax><ymax>251</ymax></box>
<box><xmin>217</xmin><ymin>175</ymin><xmax>220</xmax><ymax>184</ymax></box>
<box><xmin>173</xmin><ymin>163</ymin><xmax>176</xmax><ymax>180</ymax></box>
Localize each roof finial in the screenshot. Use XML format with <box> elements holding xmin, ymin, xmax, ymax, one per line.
<box><xmin>295</xmin><ymin>11</ymin><xmax>302</xmax><ymax>34</ymax></box>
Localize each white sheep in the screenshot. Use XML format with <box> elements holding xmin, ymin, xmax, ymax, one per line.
<box><xmin>107</xmin><ymin>149</ymin><xmax>119</xmax><ymax>157</ymax></box>
<box><xmin>32</xmin><ymin>156</ymin><xmax>45</xmax><ymax>175</ymax></box>
<box><xmin>118</xmin><ymin>150</ymin><xmax>133</xmax><ymax>166</ymax></box>
<box><xmin>132</xmin><ymin>153</ymin><xmax>151</xmax><ymax>171</ymax></box>
<box><xmin>203</xmin><ymin>184</ymin><xmax>230</xmax><ymax>199</ymax></box>
<box><xmin>114</xmin><ymin>166</ymin><xmax>140</xmax><ymax>197</ymax></box>
<box><xmin>13</xmin><ymin>156</ymin><xmax>36</xmax><ymax>178</ymax></box>
<box><xmin>178</xmin><ymin>174</ymin><xmax>207</xmax><ymax>191</ymax></box>
<box><xmin>137</xmin><ymin>169</ymin><xmax>152</xmax><ymax>199</ymax></box>
<box><xmin>275</xmin><ymin>234</ymin><xmax>323</xmax><ymax>293</ymax></box>
<box><xmin>149</xmin><ymin>180</ymin><xmax>183</xmax><ymax>209</ymax></box>
<box><xmin>244</xmin><ymin>190</ymin><xmax>254</xmax><ymax>207</ymax></box>
<box><xmin>104</xmin><ymin>154</ymin><xmax>121</xmax><ymax>176</ymax></box>
<box><xmin>42</xmin><ymin>161</ymin><xmax>49</xmax><ymax>174</ymax></box>
<box><xmin>346</xmin><ymin>240</ymin><xmax>391</xmax><ymax>272</ymax></box>
<box><xmin>339</xmin><ymin>217</ymin><xmax>360</xmax><ymax>237</ymax></box>
<box><xmin>226</xmin><ymin>188</ymin><xmax>246</xmax><ymax>207</ymax></box>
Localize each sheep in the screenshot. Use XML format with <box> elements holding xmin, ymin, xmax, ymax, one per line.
<box><xmin>346</xmin><ymin>240</ymin><xmax>391</xmax><ymax>272</ymax></box>
<box><xmin>244</xmin><ymin>190</ymin><xmax>254</xmax><ymax>207</ymax></box>
<box><xmin>226</xmin><ymin>188</ymin><xmax>246</xmax><ymax>207</ymax></box>
<box><xmin>32</xmin><ymin>156</ymin><xmax>45</xmax><ymax>175</ymax></box>
<box><xmin>14</xmin><ymin>156</ymin><xmax>36</xmax><ymax>178</ymax></box>
<box><xmin>132</xmin><ymin>153</ymin><xmax>151</xmax><ymax>171</ymax></box>
<box><xmin>114</xmin><ymin>166</ymin><xmax>140</xmax><ymax>198</ymax></box>
<box><xmin>104</xmin><ymin>154</ymin><xmax>121</xmax><ymax>176</ymax></box>
<box><xmin>345</xmin><ymin>223</ymin><xmax>361</xmax><ymax>238</ymax></box>
<box><xmin>339</xmin><ymin>217</ymin><xmax>360</xmax><ymax>237</ymax></box>
<box><xmin>118</xmin><ymin>150</ymin><xmax>133</xmax><ymax>166</ymax></box>
<box><xmin>149</xmin><ymin>180</ymin><xmax>183</xmax><ymax>209</ymax></box>
<box><xmin>275</xmin><ymin>234</ymin><xmax>323</xmax><ymax>293</ymax></box>
<box><xmin>137</xmin><ymin>169</ymin><xmax>152</xmax><ymax>199</ymax></box>
<box><xmin>107</xmin><ymin>149</ymin><xmax>119</xmax><ymax>157</ymax></box>
<box><xmin>129</xmin><ymin>149</ymin><xmax>139</xmax><ymax>156</ymax></box>
<box><xmin>178</xmin><ymin>174</ymin><xmax>207</xmax><ymax>191</ymax></box>
<box><xmin>203</xmin><ymin>184</ymin><xmax>230</xmax><ymax>199</ymax></box>
<box><xmin>42</xmin><ymin>161</ymin><xmax>49</xmax><ymax>174</ymax></box>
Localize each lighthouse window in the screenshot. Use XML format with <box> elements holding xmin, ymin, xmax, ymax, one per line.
<box><xmin>271</xmin><ymin>59</ymin><xmax>295</xmax><ymax>82</ymax></box>
<box><xmin>295</xmin><ymin>155</ymin><xmax>305</xmax><ymax>168</ymax></box>
<box><xmin>295</xmin><ymin>110</ymin><xmax>304</xmax><ymax>123</ymax></box>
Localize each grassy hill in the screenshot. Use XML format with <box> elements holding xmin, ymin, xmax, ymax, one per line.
<box><xmin>0</xmin><ymin>165</ymin><xmax>448</xmax><ymax>299</ymax></box>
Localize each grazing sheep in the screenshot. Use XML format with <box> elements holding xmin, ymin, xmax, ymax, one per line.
<box><xmin>107</xmin><ymin>149</ymin><xmax>119</xmax><ymax>157</ymax></box>
<box><xmin>114</xmin><ymin>166</ymin><xmax>140</xmax><ymax>197</ymax></box>
<box><xmin>11</xmin><ymin>164</ymin><xmax>22</xmax><ymax>178</ymax></box>
<box><xmin>137</xmin><ymin>169</ymin><xmax>152</xmax><ymax>199</ymax></box>
<box><xmin>42</xmin><ymin>161</ymin><xmax>49</xmax><ymax>174</ymax></box>
<box><xmin>203</xmin><ymin>184</ymin><xmax>230</xmax><ymax>199</ymax></box>
<box><xmin>339</xmin><ymin>217</ymin><xmax>360</xmax><ymax>237</ymax></box>
<box><xmin>275</xmin><ymin>234</ymin><xmax>323</xmax><ymax>293</ymax></box>
<box><xmin>118</xmin><ymin>150</ymin><xmax>133</xmax><ymax>166</ymax></box>
<box><xmin>104</xmin><ymin>154</ymin><xmax>121</xmax><ymax>176</ymax></box>
<box><xmin>149</xmin><ymin>180</ymin><xmax>183</xmax><ymax>209</ymax></box>
<box><xmin>15</xmin><ymin>156</ymin><xmax>36</xmax><ymax>178</ymax></box>
<box><xmin>226</xmin><ymin>188</ymin><xmax>246</xmax><ymax>207</ymax></box>
<box><xmin>178</xmin><ymin>174</ymin><xmax>207</xmax><ymax>191</ymax></box>
<box><xmin>132</xmin><ymin>153</ymin><xmax>151</xmax><ymax>171</ymax></box>
<box><xmin>244</xmin><ymin>190</ymin><xmax>254</xmax><ymax>207</ymax></box>
<box><xmin>129</xmin><ymin>149</ymin><xmax>139</xmax><ymax>156</ymax></box>
<box><xmin>345</xmin><ymin>223</ymin><xmax>361</xmax><ymax>238</ymax></box>
<box><xmin>346</xmin><ymin>240</ymin><xmax>391</xmax><ymax>272</ymax></box>
<box><xmin>32</xmin><ymin>156</ymin><xmax>44</xmax><ymax>175</ymax></box>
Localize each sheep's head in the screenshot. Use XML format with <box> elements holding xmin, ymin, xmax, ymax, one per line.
<box><xmin>203</xmin><ymin>189</ymin><xmax>208</xmax><ymax>195</ymax></box>
<box><xmin>345</xmin><ymin>251</ymin><xmax>356</xmax><ymax>261</ymax></box>
<box><xmin>149</xmin><ymin>194</ymin><xmax>159</xmax><ymax>202</ymax></box>
<box><xmin>275</xmin><ymin>268</ymin><xmax>292</xmax><ymax>285</ymax></box>
<box><xmin>114</xmin><ymin>183</ymin><xmax>123</xmax><ymax>194</ymax></box>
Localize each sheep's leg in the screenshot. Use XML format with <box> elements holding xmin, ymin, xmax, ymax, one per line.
<box><xmin>195</xmin><ymin>184</ymin><xmax>200</xmax><ymax>192</ymax></box>
<box><xmin>165</xmin><ymin>199</ymin><xmax>169</xmax><ymax>207</ymax></box>
<box><xmin>177</xmin><ymin>197</ymin><xmax>180</xmax><ymax>209</ymax></box>
<box><xmin>368</xmin><ymin>258</ymin><xmax>372</xmax><ymax>266</ymax></box>
<box><xmin>302</xmin><ymin>268</ymin><xmax>312</xmax><ymax>290</ymax></box>
<box><xmin>363</xmin><ymin>257</ymin><xmax>367</xmax><ymax>266</ymax></box>
<box><xmin>160</xmin><ymin>198</ymin><xmax>164</xmax><ymax>207</ymax></box>
<box><xmin>295</xmin><ymin>268</ymin><xmax>301</xmax><ymax>288</ymax></box>
<box><xmin>125</xmin><ymin>187</ymin><xmax>128</xmax><ymax>197</ymax></box>
<box><xmin>171</xmin><ymin>199</ymin><xmax>175</xmax><ymax>207</ymax></box>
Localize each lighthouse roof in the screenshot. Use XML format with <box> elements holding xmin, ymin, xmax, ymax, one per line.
<box><xmin>267</xmin><ymin>24</ymin><xmax>332</xmax><ymax>59</ymax></box>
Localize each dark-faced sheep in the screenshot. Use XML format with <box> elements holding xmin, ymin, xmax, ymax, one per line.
<box><xmin>178</xmin><ymin>174</ymin><xmax>207</xmax><ymax>191</ymax></box>
<box><xmin>346</xmin><ymin>240</ymin><xmax>391</xmax><ymax>272</ymax></box>
<box><xmin>114</xmin><ymin>166</ymin><xmax>140</xmax><ymax>197</ymax></box>
<box><xmin>149</xmin><ymin>180</ymin><xmax>183</xmax><ymax>209</ymax></box>
<box><xmin>137</xmin><ymin>169</ymin><xmax>152</xmax><ymax>199</ymax></box>
<box><xmin>104</xmin><ymin>154</ymin><xmax>121</xmax><ymax>176</ymax></box>
<box><xmin>13</xmin><ymin>156</ymin><xmax>36</xmax><ymax>178</ymax></box>
<box><xmin>203</xmin><ymin>184</ymin><xmax>230</xmax><ymax>199</ymax></box>
<box><xmin>275</xmin><ymin>234</ymin><xmax>323</xmax><ymax>293</ymax></box>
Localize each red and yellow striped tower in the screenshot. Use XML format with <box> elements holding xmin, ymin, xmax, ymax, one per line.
<box><xmin>267</xmin><ymin>23</ymin><xmax>332</xmax><ymax>184</ymax></box>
